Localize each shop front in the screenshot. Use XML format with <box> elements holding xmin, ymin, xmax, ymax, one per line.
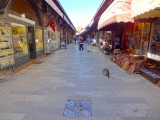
<box><xmin>97</xmin><ymin>0</ymin><xmax>134</xmax><ymax>53</ymax></box>
<box><xmin>0</xmin><ymin>1</ymin><xmax>15</xmax><ymax>77</ymax></box>
<box><xmin>139</xmin><ymin>22</ymin><xmax>160</xmax><ymax>86</ymax></box>
<box><xmin>97</xmin><ymin>0</ymin><xmax>150</xmax><ymax>74</ymax></box>
<box><xmin>121</xmin><ymin>22</ymin><xmax>151</xmax><ymax>55</ymax></box>
<box><xmin>0</xmin><ymin>19</ymin><xmax>14</xmax><ymax>72</ymax></box>
<box><xmin>8</xmin><ymin>0</ymin><xmax>44</xmax><ymax>72</ymax></box>
<box><xmin>131</xmin><ymin>0</ymin><xmax>160</xmax><ymax>86</ymax></box>
<box><xmin>11</xmin><ymin>22</ymin><xmax>30</xmax><ymax>69</ymax></box>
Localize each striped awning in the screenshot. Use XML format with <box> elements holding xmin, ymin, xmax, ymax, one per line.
<box><xmin>131</xmin><ymin>0</ymin><xmax>160</xmax><ymax>19</ymax></box>
<box><xmin>98</xmin><ymin>0</ymin><xmax>134</xmax><ymax>30</ymax></box>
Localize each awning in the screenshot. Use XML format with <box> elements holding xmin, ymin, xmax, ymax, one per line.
<box><xmin>98</xmin><ymin>0</ymin><xmax>133</xmax><ymax>30</ymax></box>
<box><xmin>131</xmin><ymin>0</ymin><xmax>160</xmax><ymax>19</ymax></box>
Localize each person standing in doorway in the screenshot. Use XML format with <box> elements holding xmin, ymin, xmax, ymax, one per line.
<box><xmin>29</xmin><ymin>39</ymin><xmax>33</xmax><ymax>54</ymax></box>
<box><xmin>114</xmin><ymin>34</ymin><xmax>120</xmax><ymax>49</ymax></box>
<box><xmin>86</xmin><ymin>35</ymin><xmax>92</xmax><ymax>52</ymax></box>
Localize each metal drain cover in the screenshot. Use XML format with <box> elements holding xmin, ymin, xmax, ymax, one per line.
<box><xmin>63</xmin><ymin>100</ymin><xmax>92</xmax><ymax>118</ymax></box>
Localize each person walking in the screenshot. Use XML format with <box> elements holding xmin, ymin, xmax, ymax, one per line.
<box><xmin>86</xmin><ymin>35</ymin><xmax>92</xmax><ymax>52</ymax></box>
<box><xmin>74</xmin><ymin>37</ymin><xmax>76</xmax><ymax>45</ymax></box>
<box><xmin>79</xmin><ymin>36</ymin><xmax>84</xmax><ymax>51</ymax></box>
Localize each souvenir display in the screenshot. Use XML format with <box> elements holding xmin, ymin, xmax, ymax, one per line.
<box><xmin>0</xmin><ymin>21</ymin><xmax>14</xmax><ymax>71</ymax></box>
<box><xmin>148</xmin><ymin>22</ymin><xmax>160</xmax><ymax>61</ymax></box>
<box><xmin>121</xmin><ymin>22</ymin><xmax>134</xmax><ymax>50</ymax></box>
<box><xmin>140</xmin><ymin>68</ymin><xmax>160</xmax><ymax>79</ymax></box>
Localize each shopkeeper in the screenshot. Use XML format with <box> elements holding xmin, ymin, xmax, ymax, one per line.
<box><xmin>121</xmin><ymin>38</ymin><xmax>129</xmax><ymax>50</ymax></box>
<box><xmin>29</xmin><ymin>39</ymin><xmax>33</xmax><ymax>53</ymax></box>
<box><xmin>114</xmin><ymin>34</ymin><xmax>120</xmax><ymax>49</ymax></box>
<box><xmin>128</xmin><ymin>35</ymin><xmax>134</xmax><ymax>49</ymax></box>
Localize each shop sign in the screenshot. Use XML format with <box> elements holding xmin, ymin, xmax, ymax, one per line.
<box><xmin>147</xmin><ymin>52</ymin><xmax>160</xmax><ymax>61</ymax></box>
<box><xmin>45</xmin><ymin>0</ymin><xmax>63</xmax><ymax>18</ymax></box>
<box><xmin>8</xmin><ymin>14</ymin><xmax>35</xmax><ymax>25</ymax></box>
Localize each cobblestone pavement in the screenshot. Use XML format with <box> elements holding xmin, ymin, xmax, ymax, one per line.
<box><xmin>0</xmin><ymin>43</ymin><xmax>160</xmax><ymax>120</ymax></box>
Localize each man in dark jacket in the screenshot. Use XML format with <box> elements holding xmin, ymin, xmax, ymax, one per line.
<box><xmin>79</xmin><ymin>36</ymin><xmax>84</xmax><ymax>51</ymax></box>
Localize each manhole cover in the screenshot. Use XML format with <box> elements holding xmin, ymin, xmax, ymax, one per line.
<box><xmin>34</xmin><ymin>61</ymin><xmax>44</xmax><ymax>64</ymax></box>
<box><xmin>63</xmin><ymin>100</ymin><xmax>92</xmax><ymax>118</ymax></box>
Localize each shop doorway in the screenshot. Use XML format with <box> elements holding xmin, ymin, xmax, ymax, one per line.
<box><xmin>28</xmin><ymin>26</ymin><xmax>36</xmax><ymax>59</ymax></box>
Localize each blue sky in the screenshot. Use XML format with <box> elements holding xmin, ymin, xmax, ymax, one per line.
<box><xmin>59</xmin><ymin>0</ymin><xmax>103</xmax><ymax>28</ymax></box>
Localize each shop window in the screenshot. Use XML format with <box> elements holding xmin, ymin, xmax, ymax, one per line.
<box><xmin>51</xmin><ymin>30</ymin><xmax>56</xmax><ymax>43</ymax></box>
<box><xmin>148</xmin><ymin>22</ymin><xmax>160</xmax><ymax>61</ymax></box>
<box><xmin>35</xmin><ymin>28</ymin><xmax>43</xmax><ymax>51</ymax></box>
<box><xmin>0</xmin><ymin>21</ymin><xmax>14</xmax><ymax>70</ymax></box>
<box><xmin>12</xmin><ymin>23</ymin><xmax>28</xmax><ymax>58</ymax></box>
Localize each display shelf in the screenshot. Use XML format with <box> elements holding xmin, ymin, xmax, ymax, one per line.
<box><xmin>0</xmin><ymin>35</ymin><xmax>11</xmax><ymax>37</ymax></box>
<box><xmin>140</xmin><ymin>58</ymin><xmax>160</xmax><ymax>86</ymax></box>
<box><xmin>0</xmin><ymin>41</ymin><xmax>9</xmax><ymax>43</ymax></box>
<box><xmin>0</xmin><ymin>26</ymin><xmax>11</xmax><ymax>29</ymax></box>
<box><xmin>0</xmin><ymin>55</ymin><xmax>14</xmax><ymax>60</ymax></box>
<box><xmin>0</xmin><ymin>49</ymin><xmax>12</xmax><ymax>51</ymax></box>
<box><xmin>140</xmin><ymin>69</ymin><xmax>160</xmax><ymax>84</ymax></box>
<box><xmin>15</xmin><ymin>54</ymin><xmax>27</xmax><ymax>58</ymax></box>
<box><xmin>0</xmin><ymin>65</ymin><xmax>13</xmax><ymax>71</ymax></box>
<box><xmin>36</xmin><ymin>49</ymin><xmax>43</xmax><ymax>51</ymax></box>
<box><xmin>0</xmin><ymin>20</ymin><xmax>14</xmax><ymax>71</ymax></box>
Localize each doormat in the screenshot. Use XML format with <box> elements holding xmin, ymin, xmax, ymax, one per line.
<box><xmin>33</xmin><ymin>61</ymin><xmax>44</xmax><ymax>64</ymax></box>
<box><xmin>63</xmin><ymin>100</ymin><xmax>92</xmax><ymax>118</ymax></box>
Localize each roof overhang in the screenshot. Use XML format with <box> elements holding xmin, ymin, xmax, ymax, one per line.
<box><xmin>131</xmin><ymin>0</ymin><xmax>160</xmax><ymax>19</ymax></box>
<box><xmin>98</xmin><ymin>0</ymin><xmax>134</xmax><ymax>30</ymax></box>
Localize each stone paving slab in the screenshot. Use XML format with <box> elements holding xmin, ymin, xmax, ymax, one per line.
<box><xmin>0</xmin><ymin>43</ymin><xmax>160</xmax><ymax>120</ymax></box>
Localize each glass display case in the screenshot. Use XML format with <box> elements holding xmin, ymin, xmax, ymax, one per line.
<box><xmin>0</xmin><ymin>20</ymin><xmax>14</xmax><ymax>70</ymax></box>
<box><xmin>45</xmin><ymin>27</ymin><xmax>53</xmax><ymax>53</ymax></box>
<box><xmin>35</xmin><ymin>28</ymin><xmax>43</xmax><ymax>51</ymax></box>
<box><xmin>51</xmin><ymin>31</ymin><xmax>56</xmax><ymax>43</ymax></box>
<box><xmin>148</xmin><ymin>22</ymin><xmax>160</xmax><ymax>61</ymax></box>
<box><xmin>12</xmin><ymin>23</ymin><xmax>28</xmax><ymax>57</ymax></box>
<box><xmin>141</xmin><ymin>23</ymin><xmax>151</xmax><ymax>55</ymax></box>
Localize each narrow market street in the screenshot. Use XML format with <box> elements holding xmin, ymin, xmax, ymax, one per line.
<box><xmin>0</xmin><ymin>43</ymin><xmax>160</xmax><ymax>120</ymax></box>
